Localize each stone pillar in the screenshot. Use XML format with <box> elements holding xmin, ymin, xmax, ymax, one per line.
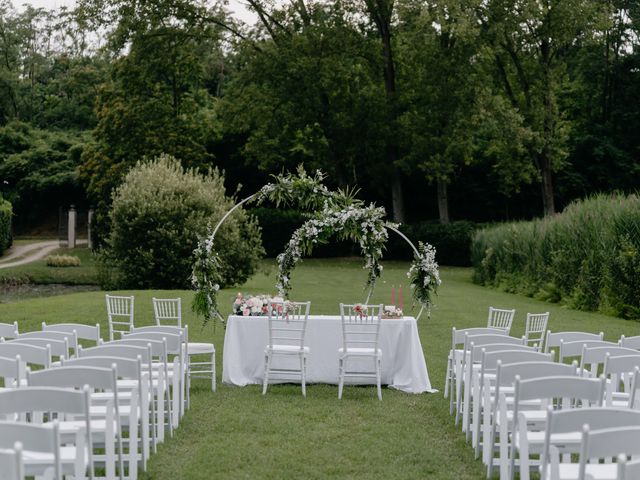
<box><xmin>67</xmin><ymin>205</ymin><xmax>76</xmax><ymax>249</ymax></box>
<box><xmin>87</xmin><ymin>208</ymin><xmax>94</xmax><ymax>249</ymax></box>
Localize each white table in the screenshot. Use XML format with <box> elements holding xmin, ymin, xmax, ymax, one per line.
<box><xmin>223</xmin><ymin>315</ymin><xmax>436</xmax><ymax>393</ymax></box>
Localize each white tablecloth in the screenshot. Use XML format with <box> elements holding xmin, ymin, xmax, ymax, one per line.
<box><xmin>222</xmin><ymin>315</ymin><xmax>436</xmax><ymax>393</ymax></box>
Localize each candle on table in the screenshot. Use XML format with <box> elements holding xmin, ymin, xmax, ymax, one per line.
<box><xmin>391</xmin><ymin>285</ymin><xmax>395</xmax><ymax>306</ymax></box>
<box><xmin>399</xmin><ymin>285</ymin><xmax>403</xmax><ymax>310</ymax></box>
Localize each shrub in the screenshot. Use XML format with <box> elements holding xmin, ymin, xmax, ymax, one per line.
<box><xmin>45</xmin><ymin>254</ymin><xmax>81</xmax><ymax>267</ymax></box>
<box><xmin>103</xmin><ymin>154</ymin><xmax>264</xmax><ymax>289</ymax></box>
<box><xmin>471</xmin><ymin>193</ymin><xmax>640</xmax><ymax>318</ymax></box>
<box><xmin>0</xmin><ymin>199</ymin><xmax>12</xmax><ymax>255</ymax></box>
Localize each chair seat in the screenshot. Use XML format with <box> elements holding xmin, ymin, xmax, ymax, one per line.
<box><xmin>541</xmin><ymin>463</ymin><xmax>618</xmax><ymax>480</ymax></box>
<box><xmin>23</xmin><ymin>445</ymin><xmax>89</xmax><ymax>473</ymax></box>
<box><xmin>187</xmin><ymin>342</ymin><xmax>215</xmax><ymax>355</ymax></box>
<box><xmin>265</xmin><ymin>344</ymin><xmax>309</xmax><ymax>354</ymax></box>
<box><xmin>339</xmin><ymin>347</ymin><xmax>382</xmax><ymax>356</ymax></box>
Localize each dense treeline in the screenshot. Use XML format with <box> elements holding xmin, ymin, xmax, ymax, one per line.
<box><xmin>0</xmin><ymin>0</ymin><xmax>639</xmax><ymax>237</ymax></box>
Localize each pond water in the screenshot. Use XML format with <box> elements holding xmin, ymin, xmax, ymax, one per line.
<box><xmin>0</xmin><ymin>284</ymin><xmax>100</xmax><ymax>303</ymax></box>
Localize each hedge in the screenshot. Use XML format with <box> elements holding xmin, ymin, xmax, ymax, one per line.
<box><xmin>251</xmin><ymin>207</ymin><xmax>477</xmax><ymax>266</ymax></box>
<box><xmin>0</xmin><ymin>199</ymin><xmax>12</xmax><ymax>255</ymax></box>
<box><xmin>471</xmin><ymin>193</ymin><xmax>640</xmax><ymax>319</ymax></box>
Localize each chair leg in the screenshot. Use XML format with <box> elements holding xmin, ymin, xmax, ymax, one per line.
<box><xmin>186</xmin><ymin>359</ymin><xmax>191</xmax><ymax>409</ymax></box>
<box><xmin>262</xmin><ymin>353</ymin><xmax>271</xmax><ymax>395</ymax></box>
<box><xmin>376</xmin><ymin>356</ymin><xmax>382</xmax><ymax>401</ymax></box>
<box><xmin>211</xmin><ymin>351</ymin><xmax>217</xmax><ymax>392</ymax></box>
<box><xmin>301</xmin><ymin>354</ymin><xmax>306</xmax><ymax>398</ymax></box>
<box><xmin>444</xmin><ymin>354</ymin><xmax>451</xmax><ymax>399</ymax></box>
<box><xmin>338</xmin><ymin>357</ymin><xmax>344</xmax><ymax>399</ymax></box>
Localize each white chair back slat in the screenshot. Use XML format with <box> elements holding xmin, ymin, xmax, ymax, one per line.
<box><xmin>581</xmin><ymin>346</ymin><xmax>639</xmax><ymax>379</ymax></box>
<box><xmin>0</xmin><ymin>421</ymin><xmax>60</xmax><ymax>479</ymax></box>
<box><xmin>559</xmin><ymin>339</ymin><xmax>617</xmax><ymax>361</ymax></box>
<box><xmin>340</xmin><ymin>304</ymin><xmax>383</xmax><ymax>352</ymax></box>
<box><xmin>0</xmin><ymin>322</ymin><xmax>18</xmax><ymax>340</ymax></box>
<box><xmin>619</xmin><ymin>335</ymin><xmax>640</xmax><ymax>350</ymax></box>
<box><xmin>267</xmin><ymin>301</ymin><xmax>311</xmax><ymax>349</ymax></box>
<box><xmin>497</xmin><ymin>361</ymin><xmax>578</xmax><ymax>387</ymax></box>
<box><xmin>487</xmin><ymin>307</ymin><xmax>515</xmax><ymax>333</ymax></box>
<box><xmin>123</xmin><ymin>331</ymin><xmax>182</xmax><ymax>354</ymax></box>
<box><xmin>153</xmin><ymin>298</ymin><xmax>182</xmax><ymax>327</ymax></box>
<box><xmin>42</xmin><ymin>322</ymin><xmax>101</xmax><ymax>343</ymax></box>
<box><xmin>544</xmin><ymin>330</ymin><xmax>604</xmax><ymax>353</ymax></box>
<box><xmin>0</xmin><ymin>343</ymin><xmax>51</xmax><ymax>369</ymax></box>
<box><xmin>15</xmin><ymin>331</ymin><xmax>77</xmax><ymax>354</ymax></box>
<box><xmin>578</xmin><ymin>426</ymin><xmax>640</xmax><ymax>479</ymax></box>
<box><xmin>5</xmin><ymin>338</ymin><xmax>68</xmax><ymax>358</ymax></box>
<box><xmin>524</xmin><ymin>312</ymin><xmax>549</xmax><ymax>347</ymax></box>
<box><xmin>515</xmin><ymin>375</ymin><xmax>605</xmax><ymax>406</ymax></box>
<box><xmin>106</xmin><ymin>294</ymin><xmax>134</xmax><ymax>341</ymax></box>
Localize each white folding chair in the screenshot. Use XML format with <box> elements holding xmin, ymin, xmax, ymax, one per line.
<box><xmin>456</xmin><ymin>333</ymin><xmax>527</xmax><ymax>427</ymax></box>
<box><xmin>472</xmin><ymin>349</ymin><xmax>553</xmax><ymax>458</ymax></box>
<box><xmin>524</xmin><ymin>312</ymin><xmax>549</xmax><ymax>348</ymax></box>
<box><xmin>0</xmin><ymin>387</ymin><xmax>93</xmax><ymax>480</ymax></box>
<box><xmin>509</xmin><ymin>375</ymin><xmax>606</xmax><ymax>480</ymax></box>
<box><xmin>602</xmin><ymin>354</ymin><xmax>640</xmax><ymax>406</ymax></box>
<box><xmin>78</xmin><ymin>343</ymin><xmax>158</xmax><ymax>456</ymax></box>
<box><xmin>152</xmin><ymin>297</ymin><xmax>217</xmax><ymax>394</ymax></box>
<box><xmin>0</xmin><ymin>322</ymin><xmax>18</xmax><ymax>340</ymax></box>
<box><xmin>540</xmin><ymin>409</ymin><xmax>640</xmax><ymax>480</ymax></box>
<box><xmin>62</xmin><ymin>355</ymin><xmax>148</xmax><ymax>473</ymax></box>
<box><xmin>263</xmin><ymin>301</ymin><xmax>311</xmax><ymax>397</ymax></box>
<box><xmin>445</xmin><ymin>327</ymin><xmax>505</xmax><ymax>409</ymax></box>
<box><xmin>487</xmin><ymin>361</ymin><xmax>578</xmax><ymax>479</ymax></box>
<box><xmin>0</xmin><ymin>355</ymin><xmax>23</xmax><ymax>390</ymax></box>
<box><xmin>0</xmin><ymin>421</ymin><xmax>60</xmax><ymax>480</ymax></box>
<box><xmin>0</xmin><ymin>441</ymin><xmax>24</xmax><ymax>480</ymax></box>
<box><xmin>42</xmin><ymin>322</ymin><xmax>102</xmax><ymax>344</ymax></box>
<box><xmin>487</xmin><ymin>307</ymin><xmax>516</xmax><ymax>333</ymax></box>
<box><xmin>106</xmin><ymin>294</ymin><xmax>135</xmax><ymax>341</ymax></box>
<box><xmin>545</xmin><ymin>331</ymin><xmax>604</xmax><ymax>354</ymax></box>
<box><xmin>27</xmin><ymin>366</ymin><xmax>124</xmax><ymax>480</ymax></box>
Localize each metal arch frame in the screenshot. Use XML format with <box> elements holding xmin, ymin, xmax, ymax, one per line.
<box><xmin>205</xmin><ymin>192</ymin><xmax>426</xmax><ymax>321</ymax></box>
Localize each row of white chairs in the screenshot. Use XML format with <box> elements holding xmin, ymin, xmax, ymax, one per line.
<box><xmin>0</xmin><ymin>323</ymin><xmax>195</xmax><ymax>479</ymax></box>
<box><xmin>445</xmin><ymin>326</ymin><xmax>640</xmax><ymax>479</ymax></box>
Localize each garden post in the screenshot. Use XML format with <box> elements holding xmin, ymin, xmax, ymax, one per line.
<box><xmin>68</xmin><ymin>205</ymin><xmax>76</xmax><ymax>248</ymax></box>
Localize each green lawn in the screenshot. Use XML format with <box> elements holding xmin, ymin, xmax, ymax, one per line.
<box><xmin>0</xmin><ymin>258</ymin><xmax>637</xmax><ymax>479</ymax></box>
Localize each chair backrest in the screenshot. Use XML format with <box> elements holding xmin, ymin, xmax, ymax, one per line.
<box><xmin>0</xmin><ymin>322</ymin><xmax>18</xmax><ymax>340</ymax></box>
<box><xmin>545</xmin><ymin>330</ymin><xmax>604</xmax><ymax>353</ymax></box>
<box><xmin>5</xmin><ymin>337</ymin><xmax>68</xmax><ymax>358</ymax></box>
<box><xmin>0</xmin><ymin>343</ymin><xmax>51</xmax><ymax>369</ymax></box>
<box><xmin>0</xmin><ymin>421</ymin><xmax>59</xmax><ymax>480</ymax></box>
<box><xmin>451</xmin><ymin>327</ymin><xmax>505</xmax><ymax>347</ymax></box>
<box><xmin>497</xmin><ymin>361</ymin><xmax>578</xmax><ymax>388</ymax></box>
<box><xmin>78</xmin><ymin>343</ymin><xmax>151</xmax><ymax>365</ymax></box>
<box><xmin>62</xmin><ymin>355</ymin><xmax>142</xmax><ymax>382</ymax></box>
<box><xmin>469</xmin><ymin>343</ymin><xmax>537</xmax><ymax>364</ymax></box>
<box><xmin>131</xmin><ymin>325</ymin><xmax>186</xmax><ymax>338</ymax></box>
<box><xmin>0</xmin><ymin>441</ymin><xmax>24</xmax><ymax>480</ymax></box>
<box><xmin>481</xmin><ymin>349</ymin><xmax>553</xmax><ymax>373</ymax></box>
<box><xmin>579</xmin><ymin>426</ymin><xmax>640</xmax><ymax>479</ymax></box>
<box><xmin>28</xmin><ymin>365</ymin><xmax>117</xmax><ymax>393</ymax></box>
<box><xmin>339</xmin><ymin>303</ymin><xmax>383</xmax><ymax>352</ymax></box>
<box><xmin>108</xmin><ymin>337</ymin><xmax>166</xmax><ymax>359</ymax></box>
<box><xmin>106</xmin><ymin>294</ymin><xmax>134</xmax><ymax>341</ymax></box>
<box><xmin>559</xmin><ymin>339</ymin><xmax>617</xmax><ymax>361</ymax></box>
<box><xmin>152</xmin><ymin>297</ymin><xmax>182</xmax><ymax>327</ymax></box>
<box><xmin>524</xmin><ymin>312</ymin><xmax>549</xmax><ymax>347</ymax></box>
<box><xmin>267</xmin><ymin>301</ymin><xmax>311</xmax><ymax>350</ymax></box>
<box><xmin>15</xmin><ymin>331</ymin><xmax>78</xmax><ymax>353</ymax></box>
<box><xmin>0</xmin><ymin>355</ymin><xmax>23</xmax><ymax>389</ymax></box>
<box><xmin>515</xmin><ymin>375</ymin><xmax>605</xmax><ymax>406</ymax></box>
<box><xmin>42</xmin><ymin>322</ymin><xmax>101</xmax><ymax>343</ymax></box>
<box><xmin>123</xmin><ymin>331</ymin><xmax>183</xmax><ymax>354</ymax></box>
<box><xmin>541</xmin><ymin>408</ymin><xmax>640</xmax><ymax>476</ymax></box>
<box><xmin>619</xmin><ymin>335</ymin><xmax>640</xmax><ymax>350</ymax></box>
<box><xmin>464</xmin><ymin>333</ymin><xmax>525</xmax><ymax>354</ymax></box>
<box><xmin>581</xmin><ymin>346</ymin><xmax>639</xmax><ymax>378</ymax></box>
<box><xmin>487</xmin><ymin>307</ymin><xmax>515</xmax><ymax>333</ymax></box>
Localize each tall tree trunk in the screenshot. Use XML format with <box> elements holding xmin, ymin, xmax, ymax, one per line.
<box><xmin>540</xmin><ymin>38</ymin><xmax>556</xmax><ymax>216</ymax></box>
<box><xmin>391</xmin><ymin>166</ymin><xmax>405</xmax><ymax>223</ymax></box>
<box><xmin>539</xmin><ymin>153</ymin><xmax>556</xmax><ymax>216</ymax></box>
<box><xmin>437</xmin><ymin>179</ymin><xmax>450</xmax><ymax>224</ymax></box>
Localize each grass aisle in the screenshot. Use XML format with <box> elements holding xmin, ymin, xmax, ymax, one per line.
<box><xmin>1</xmin><ymin>259</ymin><xmax>636</xmax><ymax>479</ymax></box>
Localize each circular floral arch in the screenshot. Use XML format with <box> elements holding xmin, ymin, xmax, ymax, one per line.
<box><xmin>191</xmin><ymin>168</ymin><xmax>440</xmax><ymax>325</ymax></box>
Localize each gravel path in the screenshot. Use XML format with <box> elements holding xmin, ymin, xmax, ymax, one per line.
<box><xmin>0</xmin><ymin>240</ymin><xmax>87</xmax><ymax>269</ymax></box>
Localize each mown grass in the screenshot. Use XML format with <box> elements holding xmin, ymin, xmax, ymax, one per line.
<box><xmin>0</xmin><ymin>258</ymin><xmax>637</xmax><ymax>479</ymax></box>
<box><xmin>0</xmin><ymin>246</ymin><xmax>99</xmax><ymax>285</ymax></box>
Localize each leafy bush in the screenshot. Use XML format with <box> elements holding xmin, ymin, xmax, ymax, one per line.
<box><xmin>102</xmin><ymin>154</ymin><xmax>264</xmax><ymax>289</ymax></box>
<box><xmin>45</xmin><ymin>254</ymin><xmax>81</xmax><ymax>267</ymax></box>
<box><xmin>0</xmin><ymin>199</ymin><xmax>12</xmax><ymax>255</ymax></box>
<box><xmin>471</xmin><ymin>193</ymin><xmax>640</xmax><ymax>318</ymax></box>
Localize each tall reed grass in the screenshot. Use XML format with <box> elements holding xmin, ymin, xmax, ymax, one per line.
<box><xmin>471</xmin><ymin>193</ymin><xmax>640</xmax><ymax>318</ymax></box>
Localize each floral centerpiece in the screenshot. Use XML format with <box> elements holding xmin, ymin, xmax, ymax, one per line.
<box><xmin>232</xmin><ymin>293</ymin><xmax>295</xmax><ymax>317</ymax></box>
<box><xmin>382</xmin><ymin>305</ymin><xmax>404</xmax><ymax>319</ymax></box>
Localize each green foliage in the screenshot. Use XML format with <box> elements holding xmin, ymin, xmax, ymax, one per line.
<box><xmin>45</xmin><ymin>254</ymin><xmax>81</xmax><ymax>267</ymax></box>
<box><xmin>0</xmin><ymin>198</ymin><xmax>12</xmax><ymax>254</ymax></box>
<box><xmin>471</xmin><ymin>193</ymin><xmax>640</xmax><ymax>318</ymax></box>
<box><xmin>104</xmin><ymin>154</ymin><xmax>263</xmax><ymax>290</ymax></box>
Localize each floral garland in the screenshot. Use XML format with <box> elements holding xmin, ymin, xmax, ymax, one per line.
<box><xmin>191</xmin><ymin>230</ymin><xmax>222</xmax><ymax>326</ymax></box>
<box><xmin>407</xmin><ymin>241</ymin><xmax>441</xmax><ymax>316</ymax></box>
<box><xmin>276</xmin><ymin>202</ymin><xmax>393</xmax><ymax>297</ymax></box>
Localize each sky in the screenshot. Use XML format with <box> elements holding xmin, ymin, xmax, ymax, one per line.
<box><xmin>11</xmin><ymin>0</ymin><xmax>259</xmax><ymax>24</ymax></box>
